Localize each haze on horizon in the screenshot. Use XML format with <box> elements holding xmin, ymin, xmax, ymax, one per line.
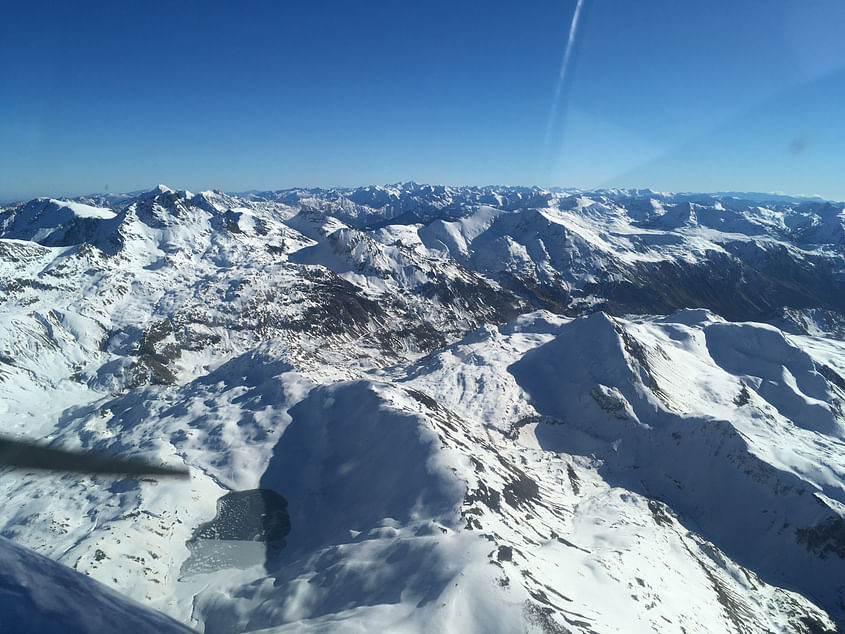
<box><xmin>2</xmin><ymin>1</ymin><xmax>845</xmax><ymax>202</ymax></box>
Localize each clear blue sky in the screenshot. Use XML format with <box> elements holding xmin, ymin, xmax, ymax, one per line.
<box><xmin>2</xmin><ymin>1</ymin><xmax>844</xmax><ymax>201</ymax></box>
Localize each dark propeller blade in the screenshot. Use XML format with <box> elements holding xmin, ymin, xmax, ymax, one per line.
<box><xmin>0</xmin><ymin>437</ymin><xmax>189</xmax><ymax>478</ymax></box>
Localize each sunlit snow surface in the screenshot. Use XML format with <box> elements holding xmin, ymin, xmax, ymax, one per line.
<box><xmin>48</xmin><ymin>199</ymin><xmax>117</xmax><ymax>219</ymax></box>
<box><xmin>0</xmin><ymin>185</ymin><xmax>844</xmax><ymax>632</ymax></box>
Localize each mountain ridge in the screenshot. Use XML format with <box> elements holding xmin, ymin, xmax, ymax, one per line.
<box><xmin>1</xmin><ymin>184</ymin><xmax>843</xmax><ymax>632</ymax></box>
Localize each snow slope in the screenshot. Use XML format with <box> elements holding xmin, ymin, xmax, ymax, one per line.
<box><xmin>0</xmin><ymin>185</ymin><xmax>844</xmax><ymax>632</ymax></box>
<box><xmin>0</xmin><ymin>535</ymin><xmax>194</xmax><ymax>633</ymax></box>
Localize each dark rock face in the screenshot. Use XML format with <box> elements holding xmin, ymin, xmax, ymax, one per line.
<box><xmin>131</xmin><ymin>318</ymin><xmax>180</xmax><ymax>386</ymax></box>
<box><xmin>573</xmin><ymin>244</ymin><xmax>845</xmax><ymax>323</ymax></box>
<box><xmin>797</xmin><ymin>516</ymin><xmax>845</xmax><ymax>560</ymax></box>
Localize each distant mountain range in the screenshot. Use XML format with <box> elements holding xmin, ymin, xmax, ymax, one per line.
<box><xmin>1</xmin><ymin>184</ymin><xmax>843</xmax><ymax>633</ymax></box>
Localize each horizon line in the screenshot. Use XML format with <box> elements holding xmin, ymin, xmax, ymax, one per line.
<box><xmin>1</xmin><ymin>183</ymin><xmax>838</xmax><ymax>207</ymax></box>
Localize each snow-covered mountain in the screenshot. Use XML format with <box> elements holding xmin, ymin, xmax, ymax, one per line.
<box><xmin>1</xmin><ymin>184</ymin><xmax>844</xmax><ymax>633</ymax></box>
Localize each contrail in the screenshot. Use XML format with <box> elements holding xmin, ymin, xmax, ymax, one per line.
<box><xmin>544</xmin><ymin>0</ymin><xmax>586</xmax><ymax>168</ymax></box>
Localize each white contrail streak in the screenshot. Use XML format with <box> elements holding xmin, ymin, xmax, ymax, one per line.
<box><xmin>544</xmin><ymin>0</ymin><xmax>585</xmax><ymax>163</ymax></box>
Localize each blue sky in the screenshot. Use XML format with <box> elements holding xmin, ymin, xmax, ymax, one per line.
<box><xmin>2</xmin><ymin>1</ymin><xmax>844</xmax><ymax>201</ymax></box>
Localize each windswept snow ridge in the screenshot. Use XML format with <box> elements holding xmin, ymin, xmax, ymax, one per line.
<box><xmin>1</xmin><ymin>184</ymin><xmax>844</xmax><ymax>632</ymax></box>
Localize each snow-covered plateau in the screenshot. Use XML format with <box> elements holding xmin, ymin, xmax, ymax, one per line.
<box><xmin>1</xmin><ymin>183</ymin><xmax>844</xmax><ymax>633</ymax></box>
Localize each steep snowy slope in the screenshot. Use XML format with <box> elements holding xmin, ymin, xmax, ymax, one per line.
<box><xmin>0</xmin><ymin>536</ymin><xmax>194</xmax><ymax>633</ymax></box>
<box><xmin>1</xmin><ymin>185</ymin><xmax>844</xmax><ymax>632</ymax></box>
<box><xmin>396</xmin><ymin>310</ymin><xmax>845</xmax><ymax>632</ymax></box>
